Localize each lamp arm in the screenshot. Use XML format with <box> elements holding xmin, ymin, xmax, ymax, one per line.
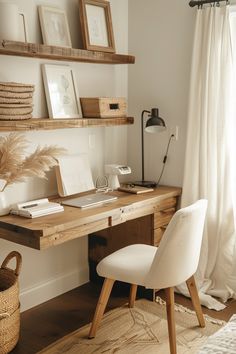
<box><xmin>141</xmin><ymin>110</ymin><xmax>150</xmax><ymax>181</ymax></box>
<box><xmin>156</xmin><ymin>134</ymin><xmax>174</xmax><ymax>185</ymax></box>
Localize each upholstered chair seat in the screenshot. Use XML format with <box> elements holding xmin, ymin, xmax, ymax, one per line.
<box><xmin>97</xmin><ymin>244</ymin><xmax>157</xmax><ymax>286</ymax></box>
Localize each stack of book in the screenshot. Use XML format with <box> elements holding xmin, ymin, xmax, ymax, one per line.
<box><xmin>118</xmin><ymin>184</ymin><xmax>154</xmax><ymax>194</ymax></box>
<box><xmin>0</xmin><ymin>82</ymin><xmax>34</xmax><ymax>120</ymax></box>
<box><xmin>10</xmin><ymin>198</ymin><xmax>64</xmax><ymax>218</ymax></box>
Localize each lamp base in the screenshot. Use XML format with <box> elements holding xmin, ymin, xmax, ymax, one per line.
<box><xmin>133</xmin><ymin>180</ymin><xmax>157</xmax><ymax>188</ymax></box>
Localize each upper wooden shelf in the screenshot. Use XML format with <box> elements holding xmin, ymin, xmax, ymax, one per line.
<box><xmin>0</xmin><ymin>40</ymin><xmax>135</xmax><ymax>65</ymax></box>
<box><xmin>0</xmin><ymin>117</ymin><xmax>134</xmax><ymax>131</ymax></box>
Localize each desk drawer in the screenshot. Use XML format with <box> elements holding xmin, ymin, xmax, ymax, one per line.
<box><xmin>154</xmin><ymin>197</ymin><xmax>177</xmax><ymax>212</ymax></box>
<box><xmin>153</xmin><ymin>197</ymin><xmax>178</xmax><ymax>245</ymax></box>
<box><xmin>154</xmin><ymin>226</ymin><xmax>167</xmax><ymax>246</ymax></box>
<box><xmin>154</xmin><ymin>207</ymin><xmax>176</xmax><ymax>229</ymax></box>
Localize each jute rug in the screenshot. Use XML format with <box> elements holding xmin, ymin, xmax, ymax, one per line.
<box><xmin>39</xmin><ymin>298</ymin><xmax>225</xmax><ymax>354</ymax></box>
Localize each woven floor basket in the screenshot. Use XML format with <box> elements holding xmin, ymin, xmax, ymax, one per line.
<box><xmin>0</xmin><ymin>251</ymin><xmax>22</xmax><ymax>354</ymax></box>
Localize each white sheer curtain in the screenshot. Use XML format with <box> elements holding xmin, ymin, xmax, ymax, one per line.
<box><xmin>181</xmin><ymin>5</ymin><xmax>236</xmax><ymax>310</ymax></box>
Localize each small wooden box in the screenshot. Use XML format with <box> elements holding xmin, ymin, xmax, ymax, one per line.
<box><xmin>80</xmin><ymin>97</ymin><xmax>127</xmax><ymax>118</ymax></box>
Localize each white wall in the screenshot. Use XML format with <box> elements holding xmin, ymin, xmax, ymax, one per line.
<box><xmin>0</xmin><ymin>0</ymin><xmax>128</xmax><ymax>311</ymax></box>
<box><xmin>128</xmin><ymin>0</ymin><xmax>195</xmax><ymax>187</ymax></box>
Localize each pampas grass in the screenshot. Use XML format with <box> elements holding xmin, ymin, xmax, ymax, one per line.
<box><xmin>0</xmin><ymin>133</ymin><xmax>66</xmax><ymax>190</ymax></box>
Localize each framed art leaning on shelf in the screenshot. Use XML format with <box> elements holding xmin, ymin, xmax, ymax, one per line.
<box><xmin>38</xmin><ymin>6</ymin><xmax>72</xmax><ymax>47</ymax></box>
<box><xmin>78</xmin><ymin>0</ymin><xmax>115</xmax><ymax>53</ymax></box>
<box><xmin>42</xmin><ymin>64</ymin><xmax>82</xmax><ymax>119</ymax></box>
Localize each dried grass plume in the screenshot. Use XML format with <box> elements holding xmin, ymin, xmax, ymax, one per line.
<box><xmin>0</xmin><ymin>133</ymin><xmax>66</xmax><ymax>191</ymax></box>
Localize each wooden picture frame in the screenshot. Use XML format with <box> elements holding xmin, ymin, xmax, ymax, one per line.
<box><xmin>38</xmin><ymin>6</ymin><xmax>72</xmax><ymax>47</ymax></box>
<box><xmin>42</xmin><ymin>64</ymin><xmax>82</xmax><ymax>119</ymax></box>
<box><xmin>78</xmin><ymin>0</ymin><xmax>115</xmax><ymax>53</ymax></box>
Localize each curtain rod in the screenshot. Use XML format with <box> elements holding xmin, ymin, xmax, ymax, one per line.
<box><xmin>189</xmin><ymin>0</ymin><xmax>227</xmax><ymax>7</ymax></box>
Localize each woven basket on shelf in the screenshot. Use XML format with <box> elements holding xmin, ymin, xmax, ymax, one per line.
<box><xmin>0</xmin><ymin>91</ymin><xmax>33</xmax><ymax>99</ymax></box>
<box><xmin>0</xmin><ymin>113</ymin><xmax>32</xmax><ymax>121</ymax></box>
<box><xmin>0</xmin><ymin>97</ymin><xmax>33</xmax><ymax>105</ymax></box>
<box><xmin>0</xmin><ymin>82</ymin><xmax>35</xmax><ymax>93</ymax></box>
<box><xmin>0</xmin><ymin>105</ymin><xmax>33</xmax><ymax>115</ymax></box>
<box><xmin>0</xmin><ymin>82</ymin><xmax>34</xmax><ymax>120</ymax></box>
<box><xmin>0</xmin><ymin>251</ymin><xmax>22</xmax><ymax>354</ymax></box>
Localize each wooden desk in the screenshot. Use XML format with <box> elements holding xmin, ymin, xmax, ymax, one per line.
<box><xmin>0</xmin><ymin>186</ymin><xmax>181</xmax><ymax>251</ymax></box>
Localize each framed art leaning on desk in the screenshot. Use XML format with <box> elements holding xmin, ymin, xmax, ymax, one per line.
<box><xmin>55</xmin><ymin>154</ymin><xmax>94</xmax><ymax>197</ymax></box>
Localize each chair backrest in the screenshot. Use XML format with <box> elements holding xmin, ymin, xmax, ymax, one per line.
<box><xmin>145</xmin><ymin>199</ymin><xmax>208</xmax><ymax>290</ymax></box>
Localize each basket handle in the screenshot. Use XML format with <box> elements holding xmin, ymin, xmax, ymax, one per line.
<box><xmin>1</xmin><ymin>251</ymin><xmax>22</xmax><ymax>276</ymax></box>
<box><xmin>0</xmin><ymin>312</ymin><xmax>10</xmax><ymax>320</ymax></box>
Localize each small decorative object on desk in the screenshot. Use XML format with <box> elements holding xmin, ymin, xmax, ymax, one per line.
<box><xmin>0</xmin><ymin>251</ymin><xmax>22</xmax><ymax>354</ymax></box>
<box><xmin>0</xmin><ymin>133</ymin><xmax>66</xmax><ymax>216</ymax></box>
<box><xmin>0</xmin><ymin>82</ymin><xmax>34</xmax><ymax>120</ymax></box>
<box><xmin>0</xmin><ymin>189</ymin><xmax>9</xmax><ymax>217</ymax></box>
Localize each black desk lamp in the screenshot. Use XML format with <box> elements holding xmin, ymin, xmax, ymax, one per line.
<box><xmin>134</xmin><ymin>108</ymin><xmax>166</xmax><ymax>188</ymax></box>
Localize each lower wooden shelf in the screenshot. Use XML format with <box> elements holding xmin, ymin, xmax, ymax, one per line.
<box><xmin>0</xmin><ymin>117</ymin><xmax>134</xmax><ymax>131</ymax></box>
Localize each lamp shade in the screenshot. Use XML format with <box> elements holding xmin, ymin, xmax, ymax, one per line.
<box><xmin>145</xmin><ymin>108</ymin><xmax>166</xmax><ymax>133</ymax></box>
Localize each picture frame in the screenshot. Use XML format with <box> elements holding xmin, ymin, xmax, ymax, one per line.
<box><xmin>38</xmin><ymin>6</ymin><xmax>72</xmax><ymax>47</ymax></box>
<box><xmin>78</xmin><ymin>0</ymin><xmax>115</xmax><ymax>53</ymax></box>
<box><xmin>42</xmin><ymin>64</ymin><xmax>82</xmax><ymax>119</ymax></box>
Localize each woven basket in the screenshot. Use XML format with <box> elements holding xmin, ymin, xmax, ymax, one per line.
<box><xmin>0</xmin><ymin>114</ymin><xmax>32</xmax><ymax>121</ymax></box>
<box><xmin>0</xmin><ymin>106</ymin><xmax>33</xmax><ymax>115</ymax></box>
<box><xmin>0</xmin><ymin>251</ymin><xmax>22</xmax><ymax>354</ymax></box>
<box><xmin>0</xmin><ymin>91</ymin><xmax>33</xmax><ymax>99</ymax></box>
<box><xmin>0</xmin><ymin>82</ymin><xmax>35</xmax><ymax>93</ymax></box>
<box><xmin>0</xmin><ymin>97</ymin><xmax>33</xmax><ymax>105</ymax></box>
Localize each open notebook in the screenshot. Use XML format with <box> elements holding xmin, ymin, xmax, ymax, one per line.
<box><xmin>61</xmin><ymin>193</ymin><xmax>117</xmax><ymax>208</ymax></box>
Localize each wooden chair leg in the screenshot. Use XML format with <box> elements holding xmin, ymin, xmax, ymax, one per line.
<box><xmin>165</xmin><ymin>287</ymin><xmax>177</xmax><ymax>354</ymax></box>
<box><xmin>89</xmin><ymin>278</ymin><xmax>115</xmax><ymax>338</ymax></box>
<box><xmin>129</xmin><ymin>284</ymin><xmax>137</xmax><ymax>308</ymax></box>
<box><xmin>186</xmin><ymin>275</ymin><xmax>205</xmax><ymax>328</ymax></box>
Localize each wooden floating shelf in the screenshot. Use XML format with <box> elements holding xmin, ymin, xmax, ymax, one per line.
<box><xmin>0</xmin><ymin>40</ymin><xmax>135</xmax><ymax>65</ymax></box>
<box><xmin>0</xmin><ymin>117</ymin><xmax>134</xmax><ymax>131</ymax></box>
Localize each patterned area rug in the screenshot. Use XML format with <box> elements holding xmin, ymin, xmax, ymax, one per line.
<box><xmin>39</xmin><ymin>299</ymin><xmax>225</xmax><ymax>354</ymax></box>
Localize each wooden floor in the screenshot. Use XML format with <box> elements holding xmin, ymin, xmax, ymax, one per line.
<box><xmin>12</xmin><ymin>282</ymin><xmax>236</xmax><ymax>354</ymax></box>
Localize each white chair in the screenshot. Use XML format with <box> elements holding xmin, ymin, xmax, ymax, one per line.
<box><xmin>89</xmin><ymin>200</ymin><xmax>208</xmax><ymax>354</ymax></box>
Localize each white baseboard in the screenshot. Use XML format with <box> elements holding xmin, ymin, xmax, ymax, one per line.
<box><xmin>20</xmin><ymin>266</ymin><xmax>89</xmax><ymax>312</ymax></box>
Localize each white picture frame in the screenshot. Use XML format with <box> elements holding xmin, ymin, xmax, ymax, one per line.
<box><xmin>38</xmin><ymin>6</ymin><xmax>72</xmax><ymax>47</ymax></box>
<box><xmin>42</xmin><ymin>64</ymin><xmax>82</xmax><ymax>119</ymax></box>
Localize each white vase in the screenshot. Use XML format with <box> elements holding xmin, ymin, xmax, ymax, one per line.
<box><xmin>0</xmin><ymin>191</ymin><xmax>10</xmax><ymax>216</ymax></box>
<box><xmin>0</xmin><ymin>3</ymin><xmax>27</xmax><ymax>42</ymax></box>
